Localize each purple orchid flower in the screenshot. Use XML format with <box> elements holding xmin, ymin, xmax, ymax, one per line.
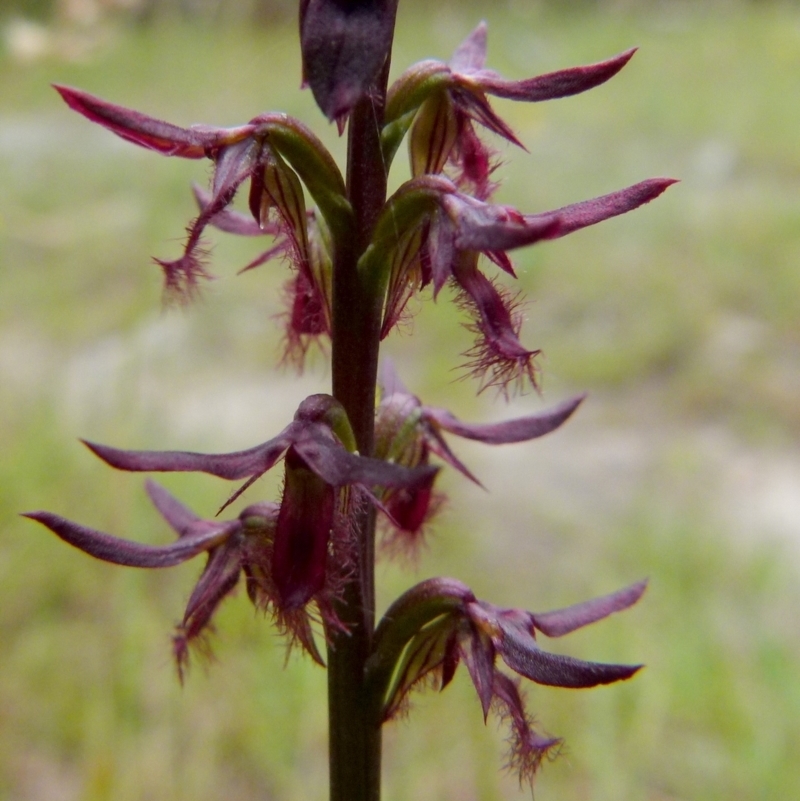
<box><xmin>374</xmin><ymin>360</ymin><xmax>584</xmax><ymax>548</ymax></box>
<box><xmin>193</xmin><ymin>184</ymin><xmax>333</xmax><ymax>365</ymax></box>
<box><xmin>54</xmin><ymin>85</ymin><xmax>350</xmax><ymax>305</ymax></box>
<box><xmin>376</xmin><ymin>174</ymin><xmax>675</xmax><ymax>392</ymax></box>
<box><xmin>385</xmin><ymin>22</ymin><xmax>636</xmax><ymax>199</ymax></box>
<box><xmin>23</xmin><ymin>481</ymin><xmax>314</xmax><ymax>678</ymax></box>
<box><xmin>369</xmin><ymin>577</ymin><xmax>647</xmax><ymax>784</ymax></box>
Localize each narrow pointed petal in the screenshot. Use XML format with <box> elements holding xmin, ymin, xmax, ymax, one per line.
<box><xmin>239</xmin><ymin>242</ymin><xmax>290</xmax><ymax>275</ymax></box>
<box><xmin>292</xmin><ymin>432</ymin><xmax>439</xmax><ymax>489</ymax></box>
<box><xmin>193</xmin><ymin>184</ymin><xmax>278</xmax><ymax>237</ymax></box>
<box><xmin>23</xmin><ymin>512</ymin><xmax>237</xmax><ymax>568</ymax></box>
<box><xmin>301</xmin><ymin>0</ymin><xmax>399</xmax><ymax>121</ymax></box>
<box><xmin>449</xmin><ymin>21</ymin><xmax>488</xmax><ymax>73</ymax></box>
<box><xmin>525</xmin><ymin>178</ymin><xmax>677</xmax><ymax>238</ymax></box>
<box><xmin>425</xmin><ymin>394</ymin><xmax>585</xmax><ymax>445</ymax></box>
<box><xmin>174</xmin><ymin>538</ymin><xmax>243</xmax><ymax>680</ymax></box>
<box><xmin>378</xmin><ymin>357</ymin><xmax>411</xmax><ymax>399</ymax></box>
<box><xmin>83</xmin><ymin>429</ymin><xmax>295</xmax><ymax>481</ymax></box>
<box><xmin>463</xmin><ymin>626</ymin><xmax>496</xmax><ymax>720</ymax></box>
<box><xmin>532</xmin><ymin>580</ymin><xmax>648</xmax><ymax>638</ymax></box>
<box><xmin>451</xmin><ymin>87</ymin><xmax>523</xmax><ymax>148</ymax></box>
<box><xmin>499</xmin><ymin>625</ymin><xmax>642</xmax><ymax>688</ymax></box>
<box><xmin>145</xmin><ymin>480</ymin><xmax>202</xmax><ymax>537</ymax></box>
<box><xmin>54</xmin><ymin>84</ymin><xmax>251</xmax><ymax>157</ymax></box>
<box><xmin>423</xmin><ymin>426</ymin><xmax>482</xmax><ymax>485</ymax></box>
<box><xmin>476</xmin><ymin>47</ymin><xmax>637</xmax><ymax>102</ymax></box>
<box><xmin>182</xmin><ymin>540</ymin><xmax>243</xmax><ymax>626</ymax></box>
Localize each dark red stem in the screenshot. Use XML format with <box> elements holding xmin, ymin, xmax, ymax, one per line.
<box><xmin>327</xmin><ymin>56</ymin><xmax>393</xmax><ymax>801</ymax></box>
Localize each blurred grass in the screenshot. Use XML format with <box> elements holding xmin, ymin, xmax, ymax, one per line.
<box><xmin>1</xmin><ymin>2</ymin><xmax>800</xmax><ymax>800</ymax></box>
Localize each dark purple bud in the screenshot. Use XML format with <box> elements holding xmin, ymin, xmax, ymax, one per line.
<box><xmin>382</xmin><ymin>480</ymin><xmax>434</xmax><ymax>536</ymax></box>
<box><xmin>300</xmin><ymin>0</ymin><xmax>399</xmax><ymax>123</ymax></box>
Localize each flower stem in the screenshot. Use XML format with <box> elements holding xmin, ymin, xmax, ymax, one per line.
<box><xmin>328</xmin><ymin>56</ymin><xmax>392</xmax><ymax>801</ymax></box>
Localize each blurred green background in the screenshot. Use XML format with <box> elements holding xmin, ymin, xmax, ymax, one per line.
<box><xmin>1</xmin><ymin>1</ymin><xmax>799</xmax><ymax>799</ymax></box>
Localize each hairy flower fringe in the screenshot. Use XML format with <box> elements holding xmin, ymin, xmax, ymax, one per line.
<box><xmin>328</xmin><ymin>485</ymin><xmax>364</xmax><ymax>587</ymax></box>
<box><xmin>491</xmin><ymin>674</ymin><xmax>563</xmax><ymax>786</ymax></box>
<box><xmin>242</xmin><ymin>523</ymin><xmax>326</xmax><ymax>664</ymax></box>
<box><xmin>155</xmin><ymin>238</ymin><xmax>214</xmax><ymax>306</ymax></box>
<box><xmin>173</xmin><ymin>625</ymin><xmax>218</xmax><ymax>684</ymax></box>
<box><xmin>377</xmin><ymin>489</ymin><xmax>446</xmax><ymax>565</ymax></box>
<box><xmin>453</xmin><ymin>278</ymin><xmax>540</xmax><ymax>396</ymax></box>
<box><xmin>278</xmin><ymin>271</ymin><xmax>331</xmax><ymax>369</ymax></box>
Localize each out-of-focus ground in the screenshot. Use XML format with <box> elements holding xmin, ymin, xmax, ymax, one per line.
<box><xmin>1</xmin><ymin>1</ymin><xmax>799</xmax><ymax>799</ymax></box>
